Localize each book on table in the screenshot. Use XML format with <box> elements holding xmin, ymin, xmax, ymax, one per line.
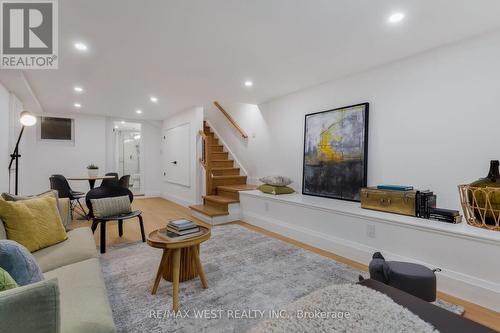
<box><xmin>160</xmin><ymin>229</ymin><xmax>204</xmax><ymax>241</ymax></box>
<box><xmin>164</xmin><ymin>219</ymin><xmax>200</xmax><ymax>239</ymax></box>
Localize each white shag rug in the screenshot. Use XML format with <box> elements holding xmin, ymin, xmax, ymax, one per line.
<box><xmin>250</xmin><ymin>283</ymin><xmax>439</xmax><ymax>333</ymax></box>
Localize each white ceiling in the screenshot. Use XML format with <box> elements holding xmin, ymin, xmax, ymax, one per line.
<box><xmin>2</xmin><ymin>0</ymin><xmax>500</xmax><ymax>120</ymax></box>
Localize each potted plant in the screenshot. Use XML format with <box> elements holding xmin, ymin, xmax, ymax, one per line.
<box><xmin>87</xmin><ymin>164</ymin><xmax>99</xmax><ymax>177</ymax></box>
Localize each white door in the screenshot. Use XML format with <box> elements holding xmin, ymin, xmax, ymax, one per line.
<box><xmin>163</xmin><ymin>123</ymin><xmax>190</xmax><ymax>186</ymax></box>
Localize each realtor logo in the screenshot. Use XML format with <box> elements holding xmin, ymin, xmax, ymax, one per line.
<box><xmin>1</xmin><ymin>0</ymin><xmax>58</xmax><ymax>69</ymax></box>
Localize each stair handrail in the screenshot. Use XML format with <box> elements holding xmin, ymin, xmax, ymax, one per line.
<box><xmin>213</xmin><ymin>101</ymin><xmax>248</xmax><ymax>139</ymax></box>
<box><xmin>198</xmin><ymin>129</ymin><xmax>214</xmax><ymax>194</ymax></box>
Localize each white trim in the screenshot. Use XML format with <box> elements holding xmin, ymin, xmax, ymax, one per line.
<box><xmin>161</xmin><ymin>193</ymin><xmax>195</xmax><ymax>207</ymax></box>
<box><xmin>204</xmin><ymin>119</ymin><xmax>249</xmax><ymax>177</ymax></box>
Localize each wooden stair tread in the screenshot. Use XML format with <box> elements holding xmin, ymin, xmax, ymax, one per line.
<box><xmin>217</xmin><ymin>184</ymin><xmax>258</xmax><ymax>192</ymax></box>
<box><xmin>203</xmin><ymin>195</ymin><xmax>239</xmax><ymax>204</ymax></box>
<box><xmin>212</xmin><ymin>175</ymin><xmax>246</xmax><ymax>180</ymax></box>
<box><xmin>212</xmin><ymin>159</ymin><xmax>233</xmax><ymax>162</ymax></box>
<box><xmin>212</xmin><ymin>167</ymin><xmax>239</xmax><ymax>170</ymax></box>
<box><xmin>189</xmin><ymin>204</ymin><xmax>228</xmax><ymax>217</ymax></box>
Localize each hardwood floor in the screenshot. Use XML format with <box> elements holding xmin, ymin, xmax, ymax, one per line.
<box><xmin>72</xmin><ymin>197</ymin><xmax>500</xmax><ymax>331</ymax></box>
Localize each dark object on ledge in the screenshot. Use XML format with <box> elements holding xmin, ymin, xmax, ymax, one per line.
<box><xmin>416</xmin><ymin>190</ymin><xmax>437</xmax><ymax>218</ymax></box>
<box><xmin>368</xmin><ymin>252</ymin><xmax>437</xmax><ymax>302</ymax></box>
<box><xmin>359</xmin><ymin>279</ymin><xmax>496</xmax><ymax>333</ymax></box>
<box><xmin>468</xmin><ymin>160</ymin><xmax>500</xmax><ymax>226</ymax></box>
<box><xmin>428</xmin><ymin>207</ymin><xmax>462</xmax><ymax>223</ymax></box>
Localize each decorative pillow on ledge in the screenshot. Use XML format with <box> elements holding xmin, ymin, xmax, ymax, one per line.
<box><xmin>258</xmin><ymin>184</ymin><xmax>295</xmax><ymax>195</ymax></box>
<box><xmin>259</xmin><ymin>176</ymin><xmax>293</xmax><ymax>187</ymax></box>
<box><xmin>2</xmin><ymin>190</ymin><xmax>72</xmax><ymax>231</ymax></box>
<box><xmin>91</xmin><ymin>195</ymin><xmax>132</xmax><ymax>218</ymax></box>
<box><xmin>0</xmin><ymin>196</ymin><xmax>68</xmax><ymax>252</ymax></box>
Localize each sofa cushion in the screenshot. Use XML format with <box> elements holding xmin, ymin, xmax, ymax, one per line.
<box><xmin>44</xmin><ymin>258</ymin><xmax>116</xmax><ymax>333</ymax></box>
<box><xmin>0</xmin><ymin>219</ymin><xmax>6</xmax><ymax>239</ymax></box>
<box><xmin>0</xmin><ymin>239</ymin><xmax>44</xmax><ymax>286</ymax></box>
<box><xmin>0</xmin><ymin>278</ymin><xmax>60</xmax><ymax>333</ymax></box>
<box><xmin>34</xmin><ymin>227</ymin><xmax>98</xmax><ymax>273</ymax></box>
<box><xmin>2</xmin><ymin>190</ymin><xmax>72</xmax><ymax>231</ymax></box>
<box><xmin>0</xmin><ymin>196</ymin><xmax>68</xmax><ymax>252</ymax></box>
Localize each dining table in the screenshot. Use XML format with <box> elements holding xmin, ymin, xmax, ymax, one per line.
<box><xmin>67</xmin><ymin>175</ymin><xmax>115</xmax><ymax>189</ymax></box>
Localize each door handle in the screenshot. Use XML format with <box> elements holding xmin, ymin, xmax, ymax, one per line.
<box><xmin>171</xmin><ymin>161</ymin><xmax>177</xmax><ymax>165</ymax></box>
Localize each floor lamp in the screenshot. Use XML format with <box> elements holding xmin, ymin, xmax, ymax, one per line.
<box><xmin>8</xmin><ymin>111</ymin><xmax>37</xmax><ymax>195</ymax></box>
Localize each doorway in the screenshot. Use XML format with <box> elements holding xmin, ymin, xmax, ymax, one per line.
<box><xmin>114</xmin><ymin>121</ymin><xmax>142</xmax><ymax>195</ymax></box>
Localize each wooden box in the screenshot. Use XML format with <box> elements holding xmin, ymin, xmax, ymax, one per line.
<box><xmin>360</xmin><ymin>187</ymin><xmax>417</xmax><ymax>216</ymax></box>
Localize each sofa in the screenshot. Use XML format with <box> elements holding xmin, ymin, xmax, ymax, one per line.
<box><xmin>0</xmin><ymin>201</ymin><xmax>116</xmax><ymax>333</ymax></box>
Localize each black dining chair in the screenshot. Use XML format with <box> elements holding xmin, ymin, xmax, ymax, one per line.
<box><xmin>100</xmin><ymin>172</ymin><xmax>119</xmax><ymax>188</ymax></box>
<box><xmin>86</xmin><ymin>186</ymin><xmax>145</xmax><ymax>253</ymax></box>
<box><xmin>49</xmin><ymin>174</ymin><xmax>87</xmax><ymax>218</ymax></box>
<box><xmin>119</xmin><ymin>175</ymin><xmax>131</xmax><ymax>189</ymax></box>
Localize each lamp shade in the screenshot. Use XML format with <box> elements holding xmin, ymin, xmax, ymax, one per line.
<box><xmin>19</xmin><ymin>111</ymin><xmax>37</xmax><ymax>126</ymax></box>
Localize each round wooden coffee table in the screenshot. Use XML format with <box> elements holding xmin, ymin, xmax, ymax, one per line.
<box><xmin>146</xmin><ymin>226</ymin><xmax>211</xmax><ymax>311</ymax></box>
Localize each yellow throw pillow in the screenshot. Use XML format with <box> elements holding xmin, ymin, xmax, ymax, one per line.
<box><xmin>0</xmin><ymin>196</ymin><xmax>68</xmax><ymax>252</ymax></box>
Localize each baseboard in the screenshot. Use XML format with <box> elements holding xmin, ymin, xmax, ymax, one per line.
<box><xmin>242</xmin><ymin>210</ymin><xmax>500</xmax><ymax>311</ymax></box>
<box><xmin>161</xmin><ymin>193</ymin><xmax>196</xmax><ymax>207</ymax></box>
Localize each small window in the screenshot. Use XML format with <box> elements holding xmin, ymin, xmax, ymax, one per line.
<box><xmin>39</xmin><ymin>117</ymin><xmax>74</xmax><ymax>142</ymax></box>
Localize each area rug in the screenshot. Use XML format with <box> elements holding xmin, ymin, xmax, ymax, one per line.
<box><xmin>100</xmin><ymin>224</ymin><xmax>461</xmax><ymax>333</ymax></box>
<box><xmin>249</xmin><ymin>284</ymin><xmax>438</xmax><ymax>333</ymax></box>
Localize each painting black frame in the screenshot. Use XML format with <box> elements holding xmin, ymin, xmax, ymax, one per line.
<box><xmin>302</xmin><ymin>102</ymin><xmax>369</xmax><ymax>202</ymax></box>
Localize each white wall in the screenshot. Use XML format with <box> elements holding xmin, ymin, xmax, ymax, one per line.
<box><xmin>20</xmin><ymin>114</ymin><xmax>107</xmax><ymax>194</ymax></box>
<box><xmin>207</xmin><ymin>30</ymin><xmax>500</xmax><ymax>210</ymax></box>
<box><xmin>0</xmin><ymin>82</ymin><xmax>10</xmax><ymax>192</ymax></box>
<box><xmin>162</xmin><ymin>106</ymin><xmax>203</xmax><ymax>206</ymax></box>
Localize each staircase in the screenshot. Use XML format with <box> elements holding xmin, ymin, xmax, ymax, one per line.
<box><xmin>189</xmin><ymin>121</ymin><xmax>256</xmax><ymax>224</ymax></box>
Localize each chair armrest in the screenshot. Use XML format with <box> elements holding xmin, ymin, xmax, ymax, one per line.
<box><xmin>0</xmin><ymin>278</ymin><xmax>60</xmax><ymax>333</ymax></box>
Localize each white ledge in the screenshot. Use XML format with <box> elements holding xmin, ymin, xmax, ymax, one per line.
<box><xmin>239</xmin><ymin>190</ymin><xmax>500</xmax><ymax>245</ymax></box>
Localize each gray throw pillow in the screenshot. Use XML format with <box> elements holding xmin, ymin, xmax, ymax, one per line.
<box><xmin>259</xmin><ymin>175</ymin><xmax>293</xmax><ymax>186</ymax></box>
<box><xmin>1</xmin><ymin>190</ymin><xmax>72</xmax><ymax>231</ymax></box>
<box><xmin>91</xmin><ymin>195</ymin><xmax>131</xmax><ymax>218</ymax></box>
<box><xmin>0</xmin><ymin>240</ymin><xmax>44</xmax><ymax>286</ymax></box>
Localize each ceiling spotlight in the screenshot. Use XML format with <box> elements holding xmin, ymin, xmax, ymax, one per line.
<box><xmin>388</xmin><ymin>12</ymin><xmax>405</xmax><ymax>24</ymax></box>
<box><xmin>114</xmin><ymin>126</ymin><xmax>119</xmax><ymax>129</ymax></box>
<box><xmin>74</xmin><ymin>86</ymin><xmax>83</xmax><ymax>93</ymax></box>
<box><xmin>74</xmin><ymin>103</ymin><xmax>82</xmax><ymax>108</ymax></box>
<box><xmin>150</xmin><ymin>96</ymin><xmax>158</xmax><ymax>103</ymax></box>
<box><xmin>244</xmin><ymin>80</ymin><xmax>253</xmax><ymax>87</ymax></box>
<box><xmin>134</xmin><ymin>135</ymin><xmax>141</xmax><ymax>140</ymax></box>
<box><xmin>74</xmin><ymin>42</ymin><xmax>88</xmax><ymax>51</ymax></box>
<box><xmin>136</xmin><ymin>109</ymin><xmax>143</xmax><ymax>114</ymax></box>
<box><xmin>121</xmin><ymin>120</ymin><xmax>125</xmax><ymax>124</ymax></box>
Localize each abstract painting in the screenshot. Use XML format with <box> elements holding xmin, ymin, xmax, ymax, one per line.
<box><xmin>302</xmin><ymin>103</ymin><xmax>369</xmax><ymax>201</ymax></box>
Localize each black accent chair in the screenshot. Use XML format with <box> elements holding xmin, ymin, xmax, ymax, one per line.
<box><xmin>85</xmin><ymin>186</ymin><xmax>145</xmax><ymax>253</ymax></box>
<box><xmin>118</xmin><ymin>175</ymin><xmax>130</xmax><ymax>189</ymax></box>
<box><xmin>100</xmin><ymin>172</ymin><xmax>119</xmax><ymax>188</ymax></box>
<box><xmin>49</xmin><ymin>174</ymin><xmax>87</xmax><ymax>218</ymax></box>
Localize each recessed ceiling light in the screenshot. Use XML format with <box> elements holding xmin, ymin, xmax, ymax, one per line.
<box><xmin>74</xmin><ymin>103</ymin><xmax>81</xmax><ymax>108</ymax></box>
<box><xmin>121</xmin><ymin>120</ymin><xmax>125</xmax><ymax>124</ymax></box>
<box><xmin>74</xmin><ymin>42</ymin><xmax>88</xmax><ymax>51</ymax></box>
<box><xmin>136</xmin><ymin>109</ymin><xmax>143</xmax><ymax>114</ymax></box>
<box><xmin>134</xmin><ymin>135</ymin><xmax>141</xmax><ymax>140</ymax></box>
<box><xmin>74</xmin><ymin>86</ymin><xmax>83</xmax><ymax>93</ymax></box>
<box><xmin>388</xmin><ymin>12</ymin><xmax>405</xmax><ymax>24</ymax></box>
<box><xmin>244</xmin><ymin>80</ymin><xmax>253</xmax><ymax>87</ymax></box>
<box><xmin>150</xmin><ymin>96</ymin><xmax>158</xmax><ymax>103</ymax></box>
<box><xmin>114</xmin><ymin>126</ymin><xmax>119</xmax><ymax>129</ymax></box>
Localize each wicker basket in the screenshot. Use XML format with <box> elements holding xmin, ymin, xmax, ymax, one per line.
<box><xmin>458</xmin><ymin>185</ymin><xmax>500</xmax><ymax>231</ymax></box>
